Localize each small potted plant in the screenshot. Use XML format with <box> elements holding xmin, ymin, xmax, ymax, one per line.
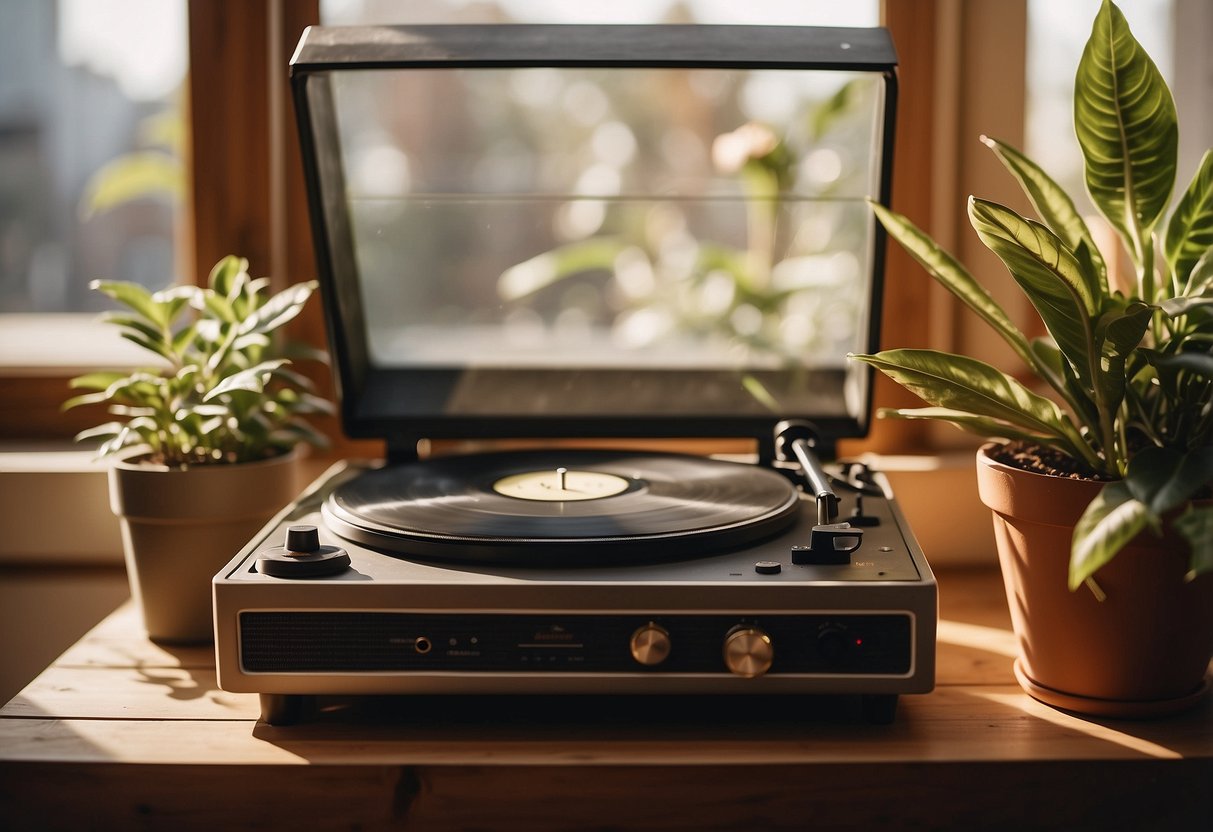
<box><xmin>852</xmin><ymin>0</ymin><xmax>1212</xmax><ymax>716</ymax></box>
<box><xmin>66</xmin><ymin>255</ymin><xmax>331</xmax><ymax>643</ymax></box>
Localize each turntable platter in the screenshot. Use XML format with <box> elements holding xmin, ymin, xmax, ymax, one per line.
<box><xmin>322</xmin><ymin>450</ymin><xmax>800</xmax><ymax>565</ymax></box>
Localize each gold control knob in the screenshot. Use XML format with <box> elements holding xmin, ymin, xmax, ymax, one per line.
<box><xmin>629</xmin><ymin>622</ymin><xmax>671</xmax><ymax>666</ymax></box>
<box><xmin>723</xmin><ymin>627</ymin><xmax>773</xmax><ymax>678</ymax></box>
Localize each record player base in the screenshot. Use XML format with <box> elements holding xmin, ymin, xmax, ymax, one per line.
<box><xmin>3</xmin><ymin>568</ymin><xmax>1210</xmax><ymax>831</ymax></box>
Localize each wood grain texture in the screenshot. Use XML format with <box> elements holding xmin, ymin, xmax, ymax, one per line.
<box><xmin>4</xmin><ymin>683</ymin><xmax>1206</xmax><ymax>767</ymax></box>
<box><xmin>841</xmin><ymin>0</ymin><xmax>940</xmax><ymax>457</ymax></box>
<box><xmin>187</xmin><ymin>0</ymin><xmax>272</xmax><ymax>283</ymax></box>
<box><xmin>1</xmin><ymin>568</ymin><xmax>1209</xmax><ymax>830</ymax></box>
<box><xmin>0</xmin><ymin>376</ymin><xmax>98</xmax><ymax>440</ymax></box>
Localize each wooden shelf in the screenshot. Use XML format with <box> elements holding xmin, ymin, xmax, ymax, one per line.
<box><xmin>1</xmin><ymin>568</ymin><xmax>1209</xmax><ymax>830</ymax></box>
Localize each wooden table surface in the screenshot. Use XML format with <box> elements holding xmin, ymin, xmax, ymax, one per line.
<box><xmin>1</xmin><ymin>567</ymin><xmax>1209</xmax><ymax>831</ymax></box>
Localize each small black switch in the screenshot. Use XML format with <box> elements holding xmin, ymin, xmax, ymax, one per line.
<box><xmin>754</xmin><ymin>561</ymin><xmax>782</xmax><ymax>575</ymax></box>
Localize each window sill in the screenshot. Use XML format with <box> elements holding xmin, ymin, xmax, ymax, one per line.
<box><xmin>869</xmin><ymin>450</ymin><xmax>995</xmax><ymax>568</ymax></box>
<box><xmin>0</xmin><ymin>315</ymin><xmax>145</xmax><ymax>374</ymax></box>
<box><xmin>0</xmin><ymin>446</ymin><xmax>994</xmax><ymax>568</ymax></box>
<box><xmin>0</xmin><ymin>444</ymin><xmax>123</xmax><ymax>565</ymax></box>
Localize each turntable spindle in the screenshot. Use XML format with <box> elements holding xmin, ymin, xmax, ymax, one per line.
<box><xmin>556</xmin><ymin>467</ymin><xmax>568</xmax><ymax>490</ymax></box>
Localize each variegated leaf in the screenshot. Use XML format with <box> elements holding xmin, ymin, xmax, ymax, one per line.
<box><xmin>981</xmin><ymin>135</ymin><xmax>1107</xmax><ymax>287</ymax></box>
<box><xmin>1075</xmin><ymin>0</ymin><xmax>1178</xmax><ymax>245</ymax></box>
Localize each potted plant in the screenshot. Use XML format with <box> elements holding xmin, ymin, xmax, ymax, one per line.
<box><xmin>852</xmin><ymin>0</ymin><xmax>1212</xmax><ymax>717</ymax></box>
<box><xmin>66</xmin><ymin>255</ymin><xmax>331</xmax><ymax>643</ymax></box>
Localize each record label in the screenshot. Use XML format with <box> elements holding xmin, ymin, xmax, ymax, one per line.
<box><xmin>492</xmin><ymin>468</ymin><xmax>631</xmax><ymax>502</ymax></box>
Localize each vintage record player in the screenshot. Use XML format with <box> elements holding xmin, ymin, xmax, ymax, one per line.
<box><xmin>212</xmin><ymin>23</ymin><xmax>936</xmax><ymax>725</ymax></box>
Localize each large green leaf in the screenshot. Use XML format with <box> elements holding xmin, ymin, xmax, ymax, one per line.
<box><xmin>1160</xmin><ymin>295</ymin><xmax>1213</xmax><ymax>318</ymax></box>
<box><xmin>150</xmin><ymin>285</ymin><xmax>202</xmax><ymax>324</ymax></box>
<box><xmin>1071</xmin><ymin>480</ymin><xmax>1150</xmax><ymax>589</ymax></box>
<box><xmin>1175</xmin><ymin>505</ymin><xmax>1213</xmax><ymax>578</ymax></box>
<box><xmin>1181</xmin><ymin>247</ymin><xmax>1213</xmax><ymax>297</ymax></box>
<box><xmin>1164</xmin><ymin>151</ymin><xmax>1213</xmax><ymax>285</ymax></box>
<box><xmin>98</xmin><ymin>425</ymin><xmax>136</xmax><ymax>458</ymax></box>
<box><xmin>171</xmin><ymin>323</ymin><xmax>198</xmax><ymax>356</ymax></box>
<box><xmin>236</xmin><ymin>281</ymin><xmax>317</xmax><ymax>337</ymax></box>
<box><xmin>68</xmin><ymin>371</ymin><xmax>129</xmax><ymax>392</ymax></box>
<box><xmin>89</xmin><ymin>280</ymin><xmax>166</xmax><ymax>328</ymax></box>
<box><xmin>1094</xmin><ymin>300</ymin><xmax>1152</xmax><ymax>419</ymax></box>
<box><xmin>980</xmin><ymin>135</ymin><xmax>1107</xmax><ymax>287</ymax></box>
<box><xmin>73</xmin><ymin>422</ymin><xmax>123</xmax><ymax>444</ymax></box>
<box><xmin>877</xmin><ymin>406</ymin><xmax>1058</xmax><ymax>446</ymax></box>
<box><xmin>99</xmin><ymin>313</ymin><xmax>165</xmax><ymax>347</ymax></box>
<box><xmin>1074</xmin><ymin>0</ymin><xmax>1178</xmax><ymax>246</ymax></box>
<box><xmin>201</xmin><ymin>289</ymin><xmax>238</xmax><ymax>324</ymax></box>
<box><xmin>871</xmin><ymin>201</ymin><xmax>1035</xmax><ymax>369</ymax></box>
<box><xmin>1145</xmin><ymin>349</ymin><xmax>1213</xmax><ymax>380</ymax></box>
<box><xmin>851</xmin><ymin>348</ymin><xmax>1091</xmax><ymax>462</ymax></box>
<box><xmin>203</xmin><ymin>359</ymin><xmax>289</xmax><ymax>401</ymax></box>
<box><xmin>208</xmin><ymin>256</ymin><xmax>249</xmax><ymax>298</ymax></box>
<box><xmin>1072</xmin><ymin>445</ymin><xmax>1213</xmax><ymax>588</ymax></box>
<box><xmin>118</xmin><ymin>330</ymin><xmax>176</xmax><ymax>363</ymax></box>
<box><xmin>1030</xmin><ymin>338</ymin><xmax>1100</xmax><ymax>428</ymax></box>
<box><xmin>1125</xmin><ymin>445</ymin><xmax>1213</xmax><ymax>516</ymax></box>
<box><xmin>968</xmin><ymin>198</ymin><xmax>1100</xmax><ymax>391</ymax></box>
<box><xmin>62</xmin><ymin>389</ymin><xmax>114</xmax><ymax>411</ymax></box>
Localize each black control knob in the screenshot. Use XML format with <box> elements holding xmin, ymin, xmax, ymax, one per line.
<box><xmin>256</xmin><ymin>525</ymin><xmax>351</xmax><ymax>578</ymax></box>
<box><xmin>286</xmin><ymin>525</ymin><xmax>321</xmax><ymax>554</ymax></box>
<box><xmin>723</xmin><ymin>627</ymin><xmax>773</xmax><ymax>678</ymax></box>
<box><xmin>816</xmin><ymin>625</ymin><xmax>849</xmax><ymax>664</ymax></box>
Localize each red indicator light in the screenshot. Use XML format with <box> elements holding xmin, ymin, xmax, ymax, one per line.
<box><xmin>854</xmin><ymin>638</ymin><xmax>863</xmax><ymax>646</ymax></box>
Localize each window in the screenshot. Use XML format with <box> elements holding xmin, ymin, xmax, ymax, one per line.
<box><xmin>0</xmin><ymin>0</ymin><xmax>975</xmax><ymax>455</ymax></box>
<box><xmin>0</xmin><ymin>0</ymin><xmax>186</xmax><ymax>347</ymax></box>
<box><xmin>1025</xmin><ymin>0</ymin><xmax>1212</xmax><ymax>269</ymax></box>
<box><xmin>1026</xmin><ymin>0</ymin><xmax>1206</xmax><ymax>212</ymax></box>
<box><xmin>0</xmin><ymin>0</ymin><xmax>189</xmax><ymax>440</ymax></box>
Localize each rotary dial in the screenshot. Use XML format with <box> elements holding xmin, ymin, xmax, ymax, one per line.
<box><xmin>630</xmin><ymin>623</ymin><xmax>672</xmax><ymax>666</ymax></box>
<box><xmin>723</xmin><ymin>626</ymin><xmax>773</xmax><ymax>678</ymax></box>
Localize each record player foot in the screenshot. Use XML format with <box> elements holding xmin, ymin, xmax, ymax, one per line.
<box><xmin>861</xmin><ymin>694</ymin><xmax>899</xmax><ymax>725</ymax></box>
<box><xmin>259</xmin><ymin>693</ymin><xmax>314</xmax><ymax>726</ymax></box>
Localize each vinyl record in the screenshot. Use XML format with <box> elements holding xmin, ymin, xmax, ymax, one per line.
<box><xmin>323</xmin><ymin>449</ymin><xmax>800</xmax><ymax>565</ymax></box>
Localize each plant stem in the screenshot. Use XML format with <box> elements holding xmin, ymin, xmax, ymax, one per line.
<box><xmin>1084</xmin><ymin>576</ymin><xmax>1107</xmax><ymax>602</ymax></box>
<box><xmin>1139</xmin><ymin>232</ymin><xmax>1154</xmax><ymax>304</ymax></box>
<box><xmin>1078</xmin><ymin>300</ymin><xmax>1119</xmax><ymax>474</ymax></box>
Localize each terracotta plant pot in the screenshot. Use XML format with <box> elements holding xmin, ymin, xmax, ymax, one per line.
<box><xmin>109</xmin><ymin>449</ymin><xmax>301</xmax><ymax>644</ymax></box>
<box><xmin>975</xmin><ymin>444</ymin><xmax>1213</xmax><ymax>717</ymax></box>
